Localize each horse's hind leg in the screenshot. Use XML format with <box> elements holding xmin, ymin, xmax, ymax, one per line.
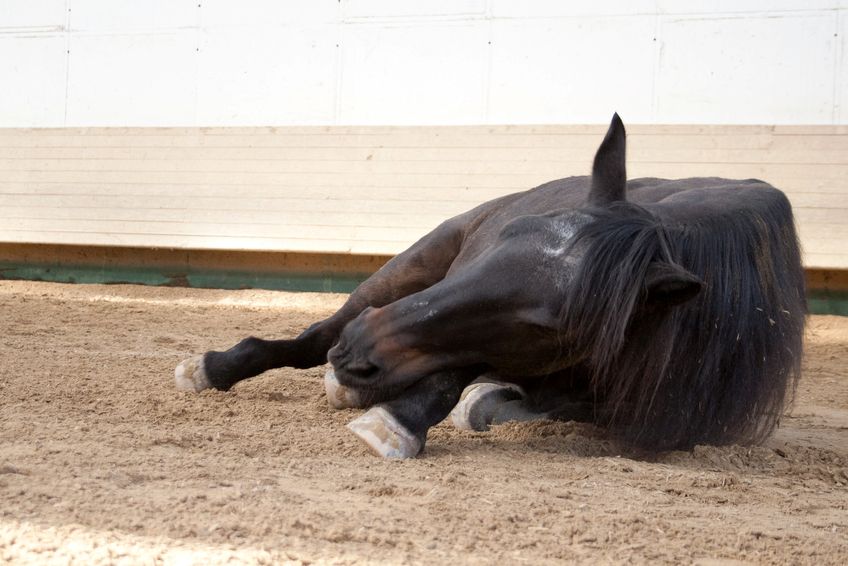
<box><xmin>450</xmin><ymin>376</ymin><xmax>594</xmax><ymax>431</ymax></box>
<box><xmin>450</xmin><ymin>377</ymin><xmax>528</xmax><ymax>430</ymax></box>
<box><xmin>346</xmin><ymin>369</ymin><xmax>479</xmax><ymax>458</ymax></box>
<box><xmin>490</xmin><ymin>400</ymin><xmax>593</xmax><ymax>426</ymax></box>
<box><xmin>175</xmin><ymin>218</ymin><xmax>467</xmax><ymax>392</ymax></box>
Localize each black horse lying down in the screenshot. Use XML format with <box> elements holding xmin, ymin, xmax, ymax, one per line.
<box><xmin>176</xmin><ymin>114</ymin><xmax>806</xmax><ymax>458</ymax></box>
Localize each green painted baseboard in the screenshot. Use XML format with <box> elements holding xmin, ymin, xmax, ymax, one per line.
<box><xmin>0</xmin><ymin>262</ymin><xmax>368</xmax><ymax>294</ymax></box>
<box><xmin>1</xmin><ymin>260</ymin><xmax>846</xmax><ymax>315</ymax></box>
<box><xmin>807</xmin><ymin>290</ymin><xmax>848</xmax><ymax>316</ymax></box>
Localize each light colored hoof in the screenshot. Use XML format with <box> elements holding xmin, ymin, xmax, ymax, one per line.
<box><xmin>174</xmin><ymin>355</ymin><xmax>212</xmax><ymax>392</ymax></box>
<box><xmin>450</xmin><ymin>380</ymin><xmax>526</xmax><ymax>431</ymax></box>
<box><xmin>347</xmin><ymin>407</ymin><xmax>423</xmax><ymax>459</ymax></box>
<box><xmin>324</xmin><ymin>368</ymin><xmax>366</xmax><ymax>409</ymax></box>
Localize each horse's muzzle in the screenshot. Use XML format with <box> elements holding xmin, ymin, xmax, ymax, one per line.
<box><xmin>327</xmin><ymin>343</ymin><xmax>381</xmax><ymax>387</ymax></box>
<box><xmin>327</xmin><ymin>306</ymin><xmax>386</xmax><ymax>387</ymax></box>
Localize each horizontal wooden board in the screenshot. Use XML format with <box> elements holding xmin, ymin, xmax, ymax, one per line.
<box><xmin>2</xmin><ymin>144</ymin><xmax>848</xmax><ymax>164</ymax></box>
<box><xmin>0</xmin><ymin>217</ymin><xmax>435</xmax><ymax>242</ymax></box>
<box><xmin>2</xmin><ymin>168</ymin><xmax>847</xmax><ymax>189</ymax></box>
<box><xmin>0</xmin><ymin>230</ymin><xmax>405</xmax><ymax>255</ymax></box>
<box><xmin>0</xmin><ymin>205</ymin><xmax>451</xmax><ymax>229</ymax></box>
<box><xmin>2</xmin><ymin>148</ymin><xmax>848</xmax><ymax>170</ymax></box>
<box><xmin>0</xmin><ymin>197</ymin><xmax>467</xmax><ymax>216</ymax></box>
<box><xmin>0</xmin><ymin>125</ymin><xmax>846</xmax><ymax>269</ymax></box>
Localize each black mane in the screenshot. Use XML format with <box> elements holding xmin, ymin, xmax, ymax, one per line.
<box><xmin>562</xmin><ymin>195</ymin><xmax>806</xmax><ymax>450</ymax></box>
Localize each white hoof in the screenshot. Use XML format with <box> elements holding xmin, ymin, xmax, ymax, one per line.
<box><xmin>174</xmin><ymin>355</ymin><xmax>212</xmax><ymax>392</ymax></box>
<box><xmin>347</xmin><ymin>407</ymin><xmax>423</xmax><ymax>459</ymax></box>
<box><xmin>450</xmin><ymin>381</ymin><xmax>526</xmax><ymax>431</ymax></box>
<box><xmin>324</xmin><ymin>368</ymin><xmax>366</xmax><ymax>409</ymax></box>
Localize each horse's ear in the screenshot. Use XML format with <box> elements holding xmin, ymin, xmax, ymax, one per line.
<box><xmin>644</xmin><ymin>262</ymin><xmax>703</xmax><ymax>307</ymax></box>
<box><xmin>589</xmin><ymin>113</ymin><xmax>627</xmax><ymax>206</ymax></box>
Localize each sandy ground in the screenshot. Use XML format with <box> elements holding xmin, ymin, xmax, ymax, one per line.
<box><xmin>0</xmin><ymin>280</ymin><xmax>846</xmax><ymax>565</ymax></box>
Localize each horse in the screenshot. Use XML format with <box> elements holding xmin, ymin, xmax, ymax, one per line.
<box><xmin>175</xmin><ymin>114</ymin><xmax>806</xmax><ymax>459</ymax></box>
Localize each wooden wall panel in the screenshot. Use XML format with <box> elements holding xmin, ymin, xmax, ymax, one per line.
<box><xmin>0</xmin><ymin>125</ymin><xmax>845</xmax><ymax>269</ymax></box>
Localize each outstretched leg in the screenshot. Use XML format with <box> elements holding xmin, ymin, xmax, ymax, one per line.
<box><xmin>347</xmin><ymin>368</ymin><xmax>480</xmax><ymax>458</ymax></box>
<box><xmin>175</xmin><ymin>217</ymin><xmax>467</xmax><ymax>392</ymax></box>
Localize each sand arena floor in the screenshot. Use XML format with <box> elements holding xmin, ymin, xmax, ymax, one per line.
<box><xmin>0</xmin><ymin>280</ymin><xmax>846</xmax><ymax>565</ymax></box>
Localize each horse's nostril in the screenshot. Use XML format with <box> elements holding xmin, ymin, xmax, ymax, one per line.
<box><xmin>327</xmin><ymin>344</ymin><xmax>344</xmax><ymax>365</ymax></box>
<box><xmin>343</xmin><ymin>361</ymin><xmax>379</xmax><ymax>380</ymax></box>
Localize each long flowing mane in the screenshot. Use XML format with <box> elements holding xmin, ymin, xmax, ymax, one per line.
<box><xmin>561</xmin><ymin>196</ymin><xmax>806</xmax><ymax>450</ymax></box>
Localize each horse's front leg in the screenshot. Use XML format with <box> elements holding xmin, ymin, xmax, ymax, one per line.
<box><xmin>175</xmin><ymin>310</ymin><xmax>355</xmax><ymax>392</ymax></box>
<box><xmin>346</xmin><ymin>368</ymin><xmax>480</xmax><ymax>459</ymax></box>
<box><xmin>175</xmin><ymin>217</ymin><xmax>468</xmax><ymax>392</ymax></box>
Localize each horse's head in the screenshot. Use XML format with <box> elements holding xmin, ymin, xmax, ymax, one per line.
<box><xmin>329</xmin><ymin>114</ymin><xmax>703</xmax><ymax>392</ymax></box>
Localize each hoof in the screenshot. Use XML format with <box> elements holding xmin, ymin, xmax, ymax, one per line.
<box><xmin>450</xmin><ymin>380</ymin><xmax>526</xmax><ymax>431</ymax></box>
<box><xmin>347</xmin><ymin>407</ymin><xmax>423</xmax><ymax>459</ymax></box>
<box><xmin>174</xmin><ymin>355</ymin><xmax>212</xmax><ymax>392</ymax></box>
<box><xmin>324</xmin><ymin>368</ymin><xmax>367</xmax><ymax>409</ymax></box>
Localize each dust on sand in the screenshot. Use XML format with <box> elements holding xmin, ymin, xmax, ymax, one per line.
<box><xmin>0</xmin><ymin>280</ymin><xmax>845</xmax><ymax>565</ymax></box>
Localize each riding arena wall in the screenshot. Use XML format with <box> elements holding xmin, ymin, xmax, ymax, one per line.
<box><xmin>0</xmin><ymin>2</ymin><xmax>846</xmax><ymax>312</ymax></box>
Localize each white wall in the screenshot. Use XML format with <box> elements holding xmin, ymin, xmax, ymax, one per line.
<box><xmin>0</xmin><ymin>0</ymin><xmax>845</xmax><ymax>127</ymax></box>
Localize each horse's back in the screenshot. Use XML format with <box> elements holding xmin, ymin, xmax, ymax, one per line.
<box><xmin>625</xmin><ymin>177</ymin><xmax>794</xmax><ymax>222</ymax></box>
<box><xmin>456</xmin><ymin>175</ymin><xmax>794</xmax><ymax>257</ymax></box>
